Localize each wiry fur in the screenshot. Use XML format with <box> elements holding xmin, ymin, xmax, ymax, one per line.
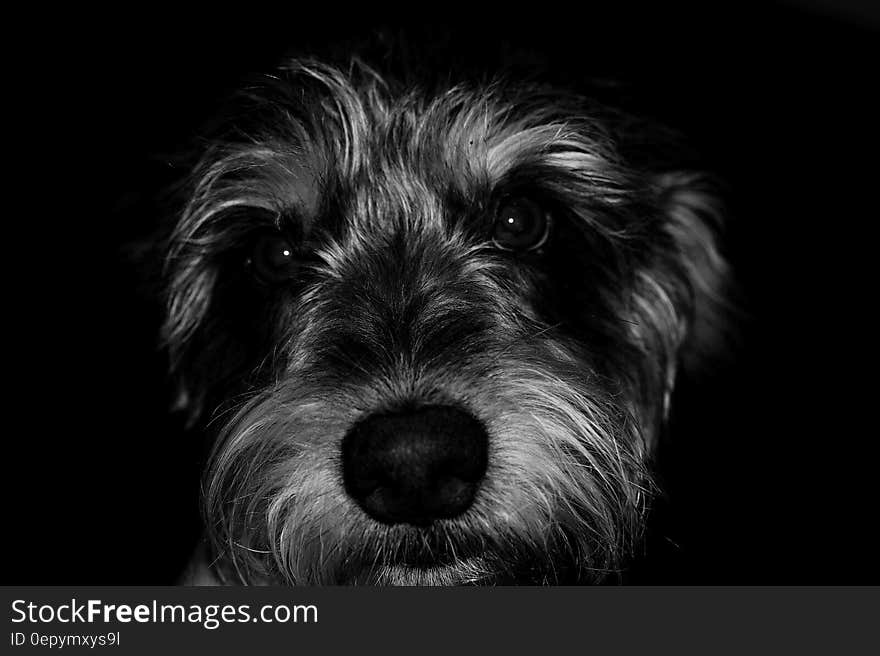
<box><xmin>162</xmin><ymin>57</ymin><xmax>729</xmax><ymax>585</ymax></box>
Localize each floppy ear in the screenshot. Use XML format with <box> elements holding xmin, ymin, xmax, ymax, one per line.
<box><xmin>656</xmin><ymin>171</ymin><xmax>732</xmax><ymax>373</ymax></box>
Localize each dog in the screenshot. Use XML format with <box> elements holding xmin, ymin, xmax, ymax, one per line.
<box><xmin>162</xmin><ymin>50</ymin><xmax>730</xmax><ymax>585</ymax></box>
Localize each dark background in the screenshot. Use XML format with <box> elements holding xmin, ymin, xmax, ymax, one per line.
<box><xmin>8</xmin><ymin>1</ymin><xmax>877</xmax><ymax>584</ymax></box>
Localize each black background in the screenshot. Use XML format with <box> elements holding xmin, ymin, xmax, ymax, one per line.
<box><xmin>8</xmin><ymin>1</ymin><xmax>878</xmax><ymax>584</ymax></box>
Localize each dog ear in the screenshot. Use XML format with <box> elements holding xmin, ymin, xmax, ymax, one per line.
<box><xmin>656</xmin><ymin>171</ymin><xmax>733</xmax><ymax>374</ymax></box>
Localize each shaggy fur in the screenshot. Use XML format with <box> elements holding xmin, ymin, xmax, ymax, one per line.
<box><xmin>163</xmin><ymin>56</ymin><xmax>729</xmax><ymax>585</ymax></box>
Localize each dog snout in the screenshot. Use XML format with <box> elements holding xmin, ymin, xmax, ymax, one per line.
<box><xmin>341</xmin><ymin>405</ymin><xmax>488</xmax><ymax>526</ymax></box>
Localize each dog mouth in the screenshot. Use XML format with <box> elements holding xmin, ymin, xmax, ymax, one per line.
<box><xmin>374</xmin><ymin>560</ymin><xmax>488</xmax><ymax>586</ymax></box>
<box><xmin>341</xmin><ymin>523</ymin><xmax>572</xmax><ymax>584</ymax></box>
<box><xmin>343</xmin><ymin>556</ymin><xmax>493</xmax><ymax>586</ymax></box>
<box><xmin>343</xmin><ymin>520</ymin><xmax>594</xmax><ymax>585</ymax></box>
<box><xmin>376</xmin><ymin>523</ymin><xmax>487</xmax><ymax>569</ymax></box>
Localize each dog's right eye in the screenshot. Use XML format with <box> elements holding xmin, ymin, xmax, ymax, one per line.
<box><xmin>492</xmin><ymin>198</ymin><xmax>551</xmax><ymax>252</ymax></box>
<box><xmin>246</xmin><ymin>233</ymin><xmax>300</xmax><ymax>284</ymax></box>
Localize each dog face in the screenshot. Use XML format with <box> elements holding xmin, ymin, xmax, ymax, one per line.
<box><xmin>163</xmin><ymin>59</ymin><xmax>728</xmax><ymax>584</ymax></box>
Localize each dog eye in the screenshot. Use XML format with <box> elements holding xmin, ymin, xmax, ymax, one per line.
<box><xmin>247</xmin><ymin>233</ymin><xmax>300</xmax><ymax>284</ymax></box>
<box><xmin>492</xmin><ymin>198</ymin><xmax>550</xmax><ymax>251</ymax></box>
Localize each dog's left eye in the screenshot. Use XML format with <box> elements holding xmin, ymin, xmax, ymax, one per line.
<box><xmin>246</xmin><ymin>233</ymin><xmax>300</xmax><ymax>284</ymax></box>
<box><xmin>492</xmin><ymin>198</ymin><xmax>551</xmax><ymax>252</ymax></box>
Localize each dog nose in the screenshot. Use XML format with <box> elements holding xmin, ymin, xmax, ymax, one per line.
<box><xmin>342</xmin><ymin>405</ymin><xmax>489</xmax><ymax>526</ymax></box>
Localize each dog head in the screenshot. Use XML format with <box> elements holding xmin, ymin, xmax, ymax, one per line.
<box><xmin>162</xmin><ymin>58</ymin><xmax>729</xmax><ymax>584</ymax></box>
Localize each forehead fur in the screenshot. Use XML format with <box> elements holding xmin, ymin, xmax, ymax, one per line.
<box><xmin>187</xmin><ymin>60</ymin><xmax>638</xmax><ymax>224</ymax></box>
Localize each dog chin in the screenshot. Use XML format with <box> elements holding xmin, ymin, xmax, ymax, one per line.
<box><xmin>348</xmin><ymin>559</ymin><xmax>491</xmax><ymax>586</ymax></box>
<box><xmin>334</xmin><ymin>529</ymin><xmax>497</xmax><ymax>585</ymax></box>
